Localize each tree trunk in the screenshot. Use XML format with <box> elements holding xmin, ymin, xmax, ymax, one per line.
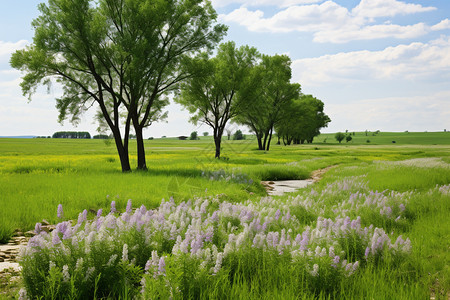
<box><xmin>111</xmin><ymin>129</ymin><xmax>131</xmax><ymax>172</ymax></box>
<box><xmin>256</xmin><ymin>133</ymin><xmax>263</xmax><ymax>150</ymax></box>
<box><xmin>134</xmin><ymin>125</ymin><xmax>147</xmax><ymax>170</ymax></box>
<box><xmin>266</xmin><ymin>127</ymin><xmax>273</xmax><ymax>151</ymax></box>
<box><xmin>214</xmin><ymin>136</ymin><xmax>221</xmax><ymax>159</ymax></box>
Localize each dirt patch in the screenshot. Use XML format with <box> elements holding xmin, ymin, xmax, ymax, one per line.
<box><xmin>310</xmin><ymin>165</ymin><xmax>337</xmax><ymax>182</ymax></box>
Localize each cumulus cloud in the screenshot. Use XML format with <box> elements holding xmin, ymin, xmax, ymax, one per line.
<box><xmin>219</xmin><ymin>0</ymin><xmax>444</xmax><ymax>43</ymax></box>
<box><xmin>313</xmin><ymin>22</ymin><xmax>428</xmax><ymax>43</ymax></box>
<box><xmin>351</xmin><ymin>0</ymin><xmax>436</xmax><ymax>20</ymax></box>
<box><xmin>292</xmin><ymin>36</ymin><xmax>450</xmax><ymax>85</ymax></box>
<box><xmin>431</xmin><ymin>19</ymin><xmax>450</xmax><ymax>31</ymax></box>
<box><xmin>0</xmin><ymin>40</ymin><xmax>28</xmax><ymax>60</ymax></box>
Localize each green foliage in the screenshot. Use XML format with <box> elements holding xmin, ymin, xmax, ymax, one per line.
<box><xmin>236</xmin><ymin>54</ymin><xmax>301</xmax><ymax>151</ymax></box>
<box><xmin>190</xmin><ymin>131</ymin><xmax>199</xmax><ymax>140</ymax></box>
<box><xmin>176</xmin><ymin>41</ymin><xmax>259</xmax><ymax>158</ymax></box>
<box><xmin>10</xmin><ymin>0</ymin><xmax>227</xmax><ymax>171</ymax></box>
<box><xmin>335</xmin><ymin>132</ymin><xmax>345</xmax><ymax>143</ymax></box>
<box><xmin>1</xmin><ymin>136</ymin><xmax>450</xmax><ymax>298</ymax></box>
<box><xmin>276</xmin><ymin>95</ymin><xmax>330</xmax><ymax>145</ymax></box>
<box><xmin>233</xmin><ymin>130</ymin><xmax>245</xmax><ymax>140</ymax></box>
<box><xmin>346</xmin><ymin>135</ymin><xmax>353</xmax><ymax>143</ymax></box>
<box><xmin>52</xmin><ymin>131</ymin><xmax>91</xmax><ymax>139</ymax></box>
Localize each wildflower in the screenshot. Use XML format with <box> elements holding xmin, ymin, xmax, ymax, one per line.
<box><xmin>77</xmin><ymin>209</ymin><xmax>87</xmax><ymax>224</ymax></box>
<box><xmin>213</xmin><ymin>252</ymin><xmax>223</xmax><ymax>275</ymax></box>
<box><xmin>62</xmin><ymin>265</ymin><xmax>70</xmax><ymax>282</ymax></box>
<box><xmin>126</xmin><ymin>199</ymin><xmax>132</xmax><ymax>213</ymax></box>
<box><xmin>111</xmin><ymin>201</ymin><xmax>116</xmax><ymax>214</ymax></box>
<box><xmin>57</xmin><ymin>204</ymin><xmax>63</xmax><ymax>219</ymax></box>
<box><xmin>34</xmin><ymin>223</ymin><xmax>42</xmax><ymax>234</ymax></box>
<box><xmin>96</xmin><ymin>208</ymin><xmax>103</xmax><ymax>217</ymax></box>
<box><xmin>311</xmin><ymin>264</ymin><xmax>319</xmax><ymax>277</ymax></box>
<box><xmin>75</xmin><ymin>258</ymin><xmax>84</xmax><ymax>271</ymax></box>
<box><xmin>18</xmin><ymin>288</ymin><xmax>28</xmax><ymax>300</ymax></box>
<box><xmin>107</xmin><ymin>254</ymin><xmax>118</xmax><ymax>266</ymax></box>
<box><xmin>122</xmin><ymin>244</ymin><xmax>129</xmax><ymax>262</ymax></box>
<box><xmin>52</xmin><ymin>232</ymin><xmax>61</xmax><ymax>245</ymax></box>
<box><xmin>145</xmin><ymin>260</ymin><xmax>152</xmax><ymax>272</ymax></box>
<box><xmin>158</xmin><ymin>257</ymin><xmax>166</xmax><ymax>276</ymax></box>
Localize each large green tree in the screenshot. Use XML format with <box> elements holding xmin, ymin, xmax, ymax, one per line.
<box><xmin>236</xmin><ymin>54</ymin><xmax>301</xmax><ymax>151</ymax></box>
<box><xmin>11</xmin><ymin>0</ymin><xmax>226</xmax><ymax>171</ymax></box>
<box><xmin>276</xmin><ymin>95</ymin><xmax>330</xmax><ymax>145</ymax></box>
<box><xmin>175</xmin><ymin>42</ymin><xmax>258</xmax><ymax>158</ymax></box>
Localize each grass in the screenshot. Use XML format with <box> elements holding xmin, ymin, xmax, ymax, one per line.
<box><xmin>0</xmin><ymin>132</ymin><xmax>449</xmax><ymax>299</ymax></box>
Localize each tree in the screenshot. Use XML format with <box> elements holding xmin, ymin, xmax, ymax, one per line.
<box><xmin>335</xmin><ymin>132</ymin><xmax>345</xmax><ymax>143</ymax></box>
<box><xmin>11</xmin><ymin>0</ymin><xmax>226</xmax><ymax>172</ymax></box>
<box><xmin>106</xmin><ymin>0</ymin><xmax>226</xmax><ymax>170</ymax></box>
<box><xmin>236</xmin><ymin>54</ymin><xmax>300</xmax><ymax>151</ymax></box>
<box><xmin>190</xmin><ymin>131</ymin><xmax>198</xmax><ymax>140</ymax></box>
<box><xmin>176</xmin><ymin>42</ymin><xmax>258</xmax><ymax>158</ymax></box>
<box><xmin>275</xmin><ymin>95</ymin><xmax>330</xmax><ymax>145</ymax></box>
<box><xmin>233</xmin><ymin>130</ymin><xmax>245</xmax><ymax>140</ymax></box>
<box><xmin>345</xmin><ymin>135</ymin><xmax>352</xmax><ymax>143</ymax></box>
<box><xmin>203</xmin><ymin>132</ymin><xmax>209</xmax><ymax>137</ymax></box>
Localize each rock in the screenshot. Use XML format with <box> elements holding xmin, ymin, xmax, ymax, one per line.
<box><xmin>41</xmin><ymin>219</ymin><xmax>50</xmax><ymax>226</ymax></box>
<box><xmin>24</xmin><ymin>231</ymin><xmax>35</xmax><ymax>237</ymax></box>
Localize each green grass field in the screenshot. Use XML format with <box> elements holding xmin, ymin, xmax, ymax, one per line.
<box><xmin>0</xmin><ymin>131</ymin><xmax>449</xmax><ymax>299</ymax></box>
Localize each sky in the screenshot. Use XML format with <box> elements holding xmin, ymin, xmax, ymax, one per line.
<box><xmin>0</xmin><ymin>0</ymin><xmax>449</xmax><ymax>137</ymax></box>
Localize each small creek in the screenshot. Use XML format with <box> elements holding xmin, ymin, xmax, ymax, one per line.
<box><xmin>262</xmin><ymin>179</ymin><xmax>314</xmax><ymax>196</ymax></box>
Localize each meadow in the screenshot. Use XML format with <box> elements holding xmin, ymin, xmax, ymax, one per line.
<box><xmin>0</xmin><ymin>131</ymin><xmax>449</xmax><ymax>299</ymax></box>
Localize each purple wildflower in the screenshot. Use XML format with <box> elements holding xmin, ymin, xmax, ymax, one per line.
<box><xmin>111</xmin><ymin>201</ymin><xmax>116</xmax><ymax>214</ymax></box>
<box><xmin>96</xmin><ymin>209</ymin><xmax>103</xmax><ymax>218</ymax></box>
<box><xmin>144</xmin><ymin>260</ymin><xmax>152</xmax><ymax>272</ymax></box>
<box><xmin>364</xmin><ymin>247</ymin><xmax>370</xmax><ymax>258</ymax></box>
<box><xmin>77</xmin><ymin>209</ymin><xmax>87</xmax><ymax>225</ymax></box>
<box><xmin>126</xmin><ymin>199</ymin><xmax>132</xmax><ymax>213</ymax></box>
<box><xmin>52</xmin><ymin>232</ymin><xmax>61</xmax><ymax>245</ymax></box>
<box><xmin>57</xmin><ymin>204</ymin><xmax>63</xmax><ymax>219</ymax></box>
<box><xmin>158</xmin><ymin>257</ymin><xmax>166</xmax><ymax>276</ymax></box>
<box><xmin>34</xmin><ymin>222</ymin><xmax>42</xmax><ymax>234</ymax></box>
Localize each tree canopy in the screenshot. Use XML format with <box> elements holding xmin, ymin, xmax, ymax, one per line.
<box><xmin>11</xmin><ymin>0</ymin><xmax>226</xmax><ymax>171</ymax></box>
<box><xmin>236</xmin><ymin>54</ymin><xmax>301</xmax><ymax>151</ymax></box>
<box><xmin>175</xmin><ymin>41</ymin><xmax>258</xmax><ymax>158</ymax></box>
<box><xmin>276</xmin><ymin>95</ymin><xmax>330</xmax><ymax>145</ymax></box>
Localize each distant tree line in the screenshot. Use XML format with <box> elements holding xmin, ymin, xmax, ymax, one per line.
<box><xmin>52</xmin><ymin>131</ymin><xmax>91</xmax><ymax>139</ymax></box>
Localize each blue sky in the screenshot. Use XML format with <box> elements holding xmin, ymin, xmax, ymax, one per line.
<box><xmin>0</xmin><ymin>0</ymin><xmax>449</xmax><ymax>137</ymax></box>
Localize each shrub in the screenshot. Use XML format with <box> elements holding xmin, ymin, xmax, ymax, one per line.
<box><xmin>233</xmin><ymin>130</ymin><xmax>245</xmax><ymax>140</ymax></box>
<box><xmin>190</xmin><ymin>131</ymin><xmax>198</xmax><ymax>140</ymax></box>
<box><xmin>335</xmin><ymin>132</ymin><xmax>345</xmax><ymax>143</ymax></box>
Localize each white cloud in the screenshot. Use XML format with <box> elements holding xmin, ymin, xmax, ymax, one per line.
<box><xmin>352</xmin><ymin>0</ymin><xmax>436</xmax><ymax>20</ymax></box>
<box><xmin>220</xmin><ymin>1</ymin><xmax>443</xmax><ymax>43</ymax></box>
<box><xmin>220</xmin><ymin>1</ymin><xmax>352</xmax><ymax>33</ymax></box>
<box><xmin>0</xmin><ymin>40</ymin><xmax>28</xmax><ymax>60</ymax></box>
<box><xmin>212</xmin><ymin>0</ymin><xmax>323</xmax><ymax>8</ymax></box>
<box><xmin>292</xmin><ymin>36</ymin><xmax>450</xmax><ymax>85</ymax></box>
<box><xmin>313</xmin><ymin>22</ymin><xmax>428</xmax><ymax>43</ymax></box>
<box><xmin>431</xmin><ymin>19</ymin><xmax>450</xmax><ymax>31</ymax></box>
